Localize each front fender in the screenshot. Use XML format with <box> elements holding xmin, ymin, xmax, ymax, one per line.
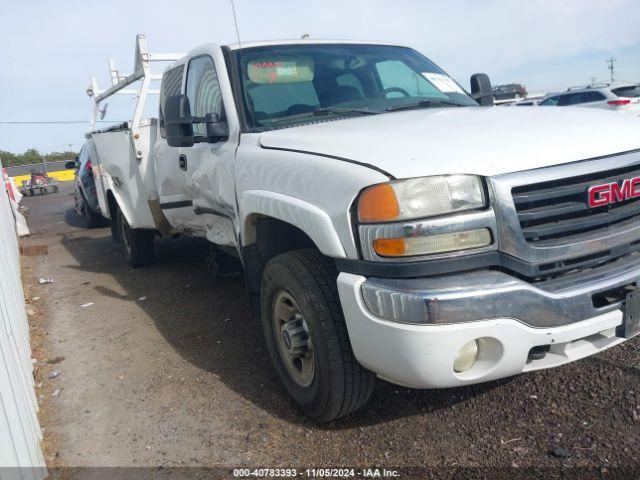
<box><xmin>240</xmin><ymin>190</ymin><xmax>346</xmax><ymax>258</ymax></box>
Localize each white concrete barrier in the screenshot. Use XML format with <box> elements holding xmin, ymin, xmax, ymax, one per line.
<box><xmin>0</xmin><ymin>162</ymin><xmax>45</xmax><ymax>477</ymax></box>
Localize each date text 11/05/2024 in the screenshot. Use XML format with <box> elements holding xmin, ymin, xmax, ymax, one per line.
<box><xmin>232</xmin><ymin>468</ymin><xmax>400</xmax><ymax>478</ymax></box>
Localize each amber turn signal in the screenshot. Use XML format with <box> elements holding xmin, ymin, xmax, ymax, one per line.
<box><xmin>372</xmin><ymin>238</ymin><xmax>406</xmax><ymax>256</ymax></box>
<box><xmin>358</xmin><ymin>184</ymin><xmax>400</xmax><ymax>223</ymax></box>
<box><xmin>372</xmin><ymin>229</ymin><xmax>491</xmax><ymax>257</ymax></box>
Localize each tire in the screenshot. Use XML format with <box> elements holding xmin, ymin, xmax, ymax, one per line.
<box><xmin>73</xmin><ymin>190</ymin><xmax>83</xmax><ymax>216</ymax></box>
<box><xmin>82</xmin><ymin>193</ymin><xmax>103</xmax><ymax>229</ymax></box>
<box><xmin>110</xmin><ymin>207</ymin><xmax>120</xmax><ymax>243</ymax></box>
<box><xmin>261</xmin><ymin>249</ymin><xmax>375</xmax><ymax>421</ymax></box>
<box><xmin>117</xmin><ymin>209</ymin><xmax>155</xmax><ymax>267</ymax></box>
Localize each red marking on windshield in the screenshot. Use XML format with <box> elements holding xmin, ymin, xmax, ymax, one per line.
<box><xmin>252</xmin><ymin>61</ymin><xmax>284</xmax><ymax>69</ymax></box>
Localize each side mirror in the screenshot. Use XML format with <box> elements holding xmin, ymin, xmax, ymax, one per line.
<box><xmin>470</xmin><ymin>73</ymin><xmax>494</xmax><ymax>106</ymax></box>
<box><xmin>204</xmin><ymin>112</ymin><xmax>229</xmax><ymax>141</ymax></box>
<box><xmin>65</xmin><ymin>161</ymin><xmax>77</xmax><ymax>170</ymax></box>
<box><xmin>165</xmin><ymin>94</ymin><xmax>195</xmax><ymax>147</ymax></box>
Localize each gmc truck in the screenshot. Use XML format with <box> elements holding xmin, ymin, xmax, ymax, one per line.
<box><xmin>84</xmin><ymin>35</ymin><xmax>640</xmax><ymax>421</ymax></box>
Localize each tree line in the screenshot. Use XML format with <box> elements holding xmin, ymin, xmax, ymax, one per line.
<box><xmin>0</xmin><ymin>149</ymin><xmax>78</xmax><ymax>168</ymax></box>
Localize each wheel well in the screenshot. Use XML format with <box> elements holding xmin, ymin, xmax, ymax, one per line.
<box><xmin>106</xmin><ymin>190</ymin><xmax>118</xmax><ymax>220</ymax></box>
<box><xmin>106</xmin><ymin>190</ymin><xmax>120</xmax><ymax>242</ymax></box>
<box><xmin>242</xmin><ymin>216</ymin><xmax>318</xmax><ymax>318</ymax></box>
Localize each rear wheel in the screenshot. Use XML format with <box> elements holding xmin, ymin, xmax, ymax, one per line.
<box><xmin>110</xmin><ymin>207</ymin><xmax>120</xmax><ymax>243</ymax></box>
<box><xmin>117</xmin><ymin>209</ymin><xmax>155</xmax><ymax>267</ymax></box>
<box><xmin>261</xmin><ymin>249</ymin><xmax>375</xmax><ymax>421</ymax></box>
<box><xmin>74</xmin><ymin>190</ymin><xmax>83</xmax><ymax>216</ymax></box>
<box><xmin>82</xmin><ymin>193</ymin><xmax>103</xmax><ymax>229</ymax></box>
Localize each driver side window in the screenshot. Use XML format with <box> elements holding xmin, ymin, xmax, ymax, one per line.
<box><xmin>375</xmin><ymin>60</ymin><xmax>445</xmax><ymax>98</ymax></box>
<box><xmin>186</xmin><ymin>56</ymin><xmax>223</xmax><ymax>136</ymax></box>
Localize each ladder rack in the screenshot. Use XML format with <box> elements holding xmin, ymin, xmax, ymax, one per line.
<box><xmin>86</xmin><ymin>34</ymin><xmax>184</xmax><ymax>159</ymax></box>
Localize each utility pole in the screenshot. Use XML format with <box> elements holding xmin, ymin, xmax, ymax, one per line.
<box><xmin>606</xmin><ymin>57</ymin><xmax>617</xmax><ymax>84</ymax></box>
<box><xmin>589</xmin><ymin>77</ymin><xmax>597</xmax><ymax>87</ymax></box>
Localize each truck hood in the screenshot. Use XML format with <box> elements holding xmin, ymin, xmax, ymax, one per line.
<box><xmin>259</xmin><ymin>107</ymin><xmax>640</xmax><ymax>179</ymax></box>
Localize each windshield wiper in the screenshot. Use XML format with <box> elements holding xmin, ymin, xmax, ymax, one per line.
<box><xmin>385</xmin><ymin>99</ymin><xmax>463</xmax><ymax>112</ymax></box>
<box><xmin>313</xmin><ymin>107</ymin><xmax>379</xmax><ymax>116</ymax></box>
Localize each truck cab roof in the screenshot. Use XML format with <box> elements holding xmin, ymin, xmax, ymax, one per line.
<box><xmin>224</xmin><ymin>39</ymin><xmax>405</xmax><ymax>51</ymax></box>
<box><xmin>170</xmin><ymin>40</ymin><xmax>407</xmax><ymax>70</ymax></box>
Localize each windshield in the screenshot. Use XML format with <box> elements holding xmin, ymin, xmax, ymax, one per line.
<box><xmin>232</xmin><ymin>44</ymin><xmax>477</xmax><ymax>131</ymax></box>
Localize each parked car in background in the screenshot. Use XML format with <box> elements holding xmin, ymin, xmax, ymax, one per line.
<box><xmin>493</xmin><ymin>83</ymin><xmax>527</xmax><ymax>101</ymax></box>
<box><xmin>65</xmin><ymin>146</ymin><xmax>103</xmax><ymax>228</ymax></box>
<box><xmin>512</xmin><ymin>99</ymin><xmax>538</xmax><ymax>106</ymax></box>
<box><xmin>539</xmin><ymin>83</ymin><xmax>640</xmax><ymax>115</ymax></box>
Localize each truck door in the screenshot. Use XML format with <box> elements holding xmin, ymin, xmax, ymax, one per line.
<box><xmin>181</xmin><ymin>53</ymin><xmax>238</xmax><ymax>247</ymax></box>
<box><xmin>155</xmin><ymin>64</ymin><xmax>201</xmax><ymax>228</ymax></box>
<box><xmin>156</xmin><ymin>50</ymin><xmax>238</xmax><ymax>247</ymax></box>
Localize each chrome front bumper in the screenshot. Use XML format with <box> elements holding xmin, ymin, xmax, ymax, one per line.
<box><xmin>338</xmin><ymin>273</ymin><xmax>627</xmax><ymax>389</ymax></box>
<box><xmin>361</xmin><ymin>262</ymin><xmax>640</xmax><ymax>328</ymax></box>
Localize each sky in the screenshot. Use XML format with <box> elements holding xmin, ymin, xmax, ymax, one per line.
<box><xmin>1</xmin><ymin>0</ymin><xmax>640</xmax><ymax>154</ymax></box>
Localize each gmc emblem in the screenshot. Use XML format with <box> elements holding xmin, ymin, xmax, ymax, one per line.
<box><xmin>588</xmin><ymin>176</ymin><xmax>640</xmax><ymax>207</ymax></box>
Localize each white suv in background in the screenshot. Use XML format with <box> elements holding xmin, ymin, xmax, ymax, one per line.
<box><xmin>539</xmin><ymin>83</ymin><xmax>640</xmax><ymax>115</ymax></box>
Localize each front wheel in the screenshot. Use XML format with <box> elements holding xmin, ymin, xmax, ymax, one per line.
<box><xmin>261</xmin><ymin>249</ymin><xmax>375</xmax><ymax>421</ymax></box>
<box><xmin>117</xmin><ymin>209</ymin><xmax>155</xmax><ymax>267</ymax></box>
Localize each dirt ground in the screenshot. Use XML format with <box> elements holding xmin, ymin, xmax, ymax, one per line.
<box><xmin>20</xmin><ymin>182</ymin><xmax>640</xmax><ymax>476</ymax></box>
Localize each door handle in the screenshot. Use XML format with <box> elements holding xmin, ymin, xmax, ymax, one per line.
<box><xmin>178</xmin><ymin>154</ymin><xmax>187</xmax><ymax>171</ymax></box>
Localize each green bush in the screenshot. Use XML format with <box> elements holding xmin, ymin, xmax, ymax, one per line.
<box><xmin>0</xmin><ymin>149</ymin><xmax>78</xmax><ymax>168</ymax></box>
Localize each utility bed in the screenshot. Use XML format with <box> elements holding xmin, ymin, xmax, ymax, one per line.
<box><xmin>90</xmin><ymin>119</ymin><xmax>159</xmax><ymax>229</ymax></box>
<box><xmin>85</xmin><ymin>35</ymin><xmax>183</xmax><ymax>232</ymax></box>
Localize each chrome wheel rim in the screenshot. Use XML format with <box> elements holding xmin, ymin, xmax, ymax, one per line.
<box><xmin>272</xmin><ymin>291</ymin><xmax>315</xmax><ymax>388</ymax></box>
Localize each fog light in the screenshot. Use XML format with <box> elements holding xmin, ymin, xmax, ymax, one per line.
<box><xmin>453</xmin><ymin>339</ymin><xmax>479</xmax><ymax>373</ymax></box>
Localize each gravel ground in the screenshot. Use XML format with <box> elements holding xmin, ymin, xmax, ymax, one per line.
<box><xmin>20</xmin><ymin>182</ymin><xmax>640</xmax><ymax>477</ymax></box>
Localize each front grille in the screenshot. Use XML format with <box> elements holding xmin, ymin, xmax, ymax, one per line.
<box><xmin>512</xmin><ymin>162</ymin><xmax>640</xmax><ymax>244</ymax></box>
<box><xmin>531</xmin><ymin>238</ymin><xmax>640</xmax><ymax>285</ymax></box>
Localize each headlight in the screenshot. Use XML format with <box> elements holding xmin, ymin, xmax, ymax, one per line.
<box><xmin>358</xmin><ymin>175</ymin><xmax>486</xmax><ymax>223</ymax></box>
<box><xmin>356</xmin><ymin>175</ymin><xmax>494</xmax><ymax>259</ymax></box>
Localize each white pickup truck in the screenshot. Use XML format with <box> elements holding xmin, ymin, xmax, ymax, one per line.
<box><xmin>85</xmin><ymin>35</ymin><xmax>640</xmax><ymax>421</ymax></box>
